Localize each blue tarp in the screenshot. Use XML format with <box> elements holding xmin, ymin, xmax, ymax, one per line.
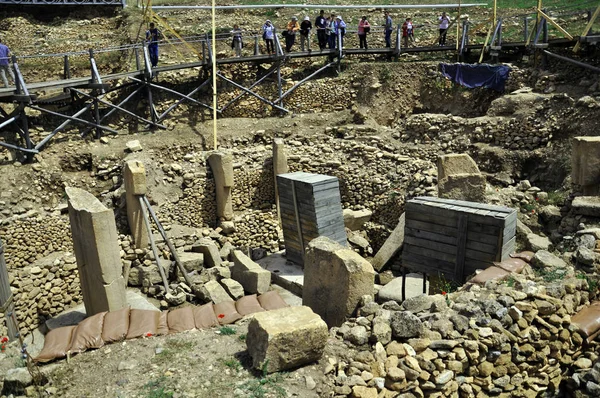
<box><xmin>439</xmin><ymin>63</ymin><xmax>511</xmax><ymax>92</ymax></box>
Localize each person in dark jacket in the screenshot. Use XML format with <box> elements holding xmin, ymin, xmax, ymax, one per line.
<box><xmin>300</xmin><ymin>16</ymin><xmax>312</xmax><ymax>51</ymax></box>
<box><xmin>315</xmin><ymin>10</ymin><xmax>327</xmax><ymax>50</ymax></box>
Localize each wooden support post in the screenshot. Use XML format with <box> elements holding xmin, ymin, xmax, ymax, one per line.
<box><xmin>524</xmin><ymin>17</ymin><xmax>529</xmax><ymax>43</ymax></box>
<box><xmin>63</xmin><ymin>55</ymin><xmax>71</xmax><ymax>80</ymax></box>
<box><xmin>0</xmin><ymin>238</ymin><xmax>19</xmax><ymax>340</ymax></box>
<box><xmin>394</xmin><ymin>24</ymin><xmax>401</xmax><ymax>61</ymax></box>
<box><xmin>401</xmin><ymin>267</ymin><xmax>406</xmax><ymax>302</ymax></box>
<box><xmin>575</xmin><ymin>4</ymin><xmax>600</xmax><ymax>53</ymax></box>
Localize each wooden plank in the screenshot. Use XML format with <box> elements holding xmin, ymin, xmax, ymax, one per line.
<box><xmin>408</xmin><ymin>204</ymin><xmax>505</xmax><ymax>233</ymax></box>
<box><xmin>404</xmin><ymin>235</ymin><xmax>457</xmax><ymax>255</ymax></box>
<box><xmin>465</xmin><ymin>248</ymin><xmax>497</xmax><ymax>262</ymax></box>
<box><xmin>455</xmin><ymin>214</ymin><xmax>468</xmax><ymax>282</ymax></box>
<box><xmin>406</xmin><ymin>218</ymin><xmax>500</xmax><ymax>246</ymax></box>
<box><xmin>405</xmin><ymin>227</ymin><xmax>457</xmax><ymax>246</ymax></box>
<box><xmin>404</xmin><ymin>243</ymin><xmax>456</xmax><ymax>263</ymax></box>
<box><xmin>411</xmin><ymin>197</ymin><xmax>514</xmax><ymax>218</ymax></box>
<box><xmin>402</xmin><ymin>252</ymin><xmax>456</xmax><ymax>278</ymax></box>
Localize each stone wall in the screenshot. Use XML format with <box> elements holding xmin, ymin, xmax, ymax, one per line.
<box><xmin>326</xmin><ymin>267</ymin><xmax>598</xmax><ymax>397</ymax></box>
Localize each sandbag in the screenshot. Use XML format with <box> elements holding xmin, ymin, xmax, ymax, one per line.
<box><xmin>101</xmin><ymin>307</ymin><xmax>130</xmax><ymax>344</ymax></box>
<box><xmin>68</xmin><ymin>312</ymin><xmax>107</xmax><ymax>354</ymax></box>
<box><xmin>157</xmin><ymin>310</ymin><xmax>170</xmax><ymax>335</ymax></box>
<box><xmin>510</xmin><ymin>251</ymin><xmax>534</xmax><ymax>263</ymax></box>
<box><xmin>469</xmin><ymin>266</ymin><xmax>509</xmax><ymax>285</ymax></box>
<box><xmin>258</xmin><ymin>290</ymin><xmax>289</xmax><ymax>311</ymax></box>
<box><xmin>167</xmin><ymin>307</ymin><xmax>196</xmax><ymax>333</ymax></box>
<box><xmin>572</xmin><ymin>301</ymin><xmax>600</xmax><ymax>339</ymax></box>
<box><xmin>193</xmin><ymin>303</ymin><xmax>219</xmax><ymax>329</ymax></box>
<box><xmin>495</xmin><ymin>258</ymin><xmax>527</xmax><ymax>274</ymax></box>
<box><xmin>236</xmin><ymin>294</ymin><xmax>265</xmax><ymax>316</ymax></box>
<box><xmin>126</xmin><ymin>309</ymin><xmax>160</xmax><ymax>339</ymax></box>
<box><xmin>35</xmin><ymin>325</ymin><xmax>77</xmax><ymax>363</ymax></box>
<box><xmin>213</xmin><ymin>301</ymin><xmax>242</xmax><ymax>325</ymax></box>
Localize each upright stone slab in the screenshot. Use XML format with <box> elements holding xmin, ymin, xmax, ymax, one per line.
<box><xmin>66</xmin><ymin>187</ymin><xmax>127</xmax><ymax>316</ymax></box>
<box><xmin>207</xmin><ymin>151</ymin><xmax>234</xmax><ymax>222</ymax></box>
<box><xmin>123</xmin><ymin>160</ymin><xmax>148</xmax><ymax>249</ymax></box>
<box><xmin>277</xmin><ymin>172</ymin><xmax>347</xmax><ymax>265</ymax></box>
<box><xmin>272</xmin><ymin>138</ymin><xmax>288</xmax><ymax>221</ymax></box>
<box><xmin>303</xmin><ymin>237</ymin><xmax>375</xmax><ymax>328</ymax></box>
<box><xmin>371</xmin><ymin>213</ymin><xmax>405</xmax><ymax>272</ymax></box>
<box><xmin>572</xmin><ymin>137</ymin><xmax>600</xmax><ymax>195</ymax></box>
<box><xmin>438</xmin><ymin>153</ymin><xmax>486</xmax><ymax>202</ymax></box>
<box><xmin>231</xmin><ymin>250</ymin><xmax>271</xmax><ymax>294</ymax></box>
<box><xmin>246</xmin><ymin>306</ymin><xmax>328</xmax><ymax>373</ymax></box>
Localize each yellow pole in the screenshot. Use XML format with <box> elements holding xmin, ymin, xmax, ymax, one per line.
<box><xmin>574</xmin><ymin>4</ymin><xmax>600</xmax><ymax>53</ymax></box>
<box><xmin>211</xmin><ymin>0</ymin><xmax>217</xmax><ymax>150</ymax></box>
<box><xmin>456</xmin><ymin>0</ymin><xmax>462</xmax><ymax>51</ymax></box>
<box><xmin>493</xmin><ymin>0</ymin><xmax>497</xmax><ymax>25</ymax></box>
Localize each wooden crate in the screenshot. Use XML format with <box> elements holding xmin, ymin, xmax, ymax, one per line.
<box><xmin>402</xmin><ymin>197</ymin><xmax>517</xmax><ymax>283</ymax></box>
<box><xmin>277</xmin><ymin>172</ymin><xmax>347</xmax><ymax>265</ymax></box>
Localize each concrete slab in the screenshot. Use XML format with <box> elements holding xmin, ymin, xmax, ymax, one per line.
<box><xmin>376</xmin><ymin>274</ymin><xmax>430</xmax><ymax>303</ymax></box>
<box><xmin>256</xmin><ymin>252</ymin><xmax>303</xmax><ymax>297</ymax></box>
<box><xmin>572</xmin><ymin>196</ymin><xmax>600</xmax><ymax>217</ymax></box>
<box><xmin>269</xmin><ymin>284</ymin><xmax>302</xmax><ymax>307</ymax></box>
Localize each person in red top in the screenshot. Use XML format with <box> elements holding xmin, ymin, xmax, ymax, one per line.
<box><xmin>402</xmin><ymin>17</ymin><xmax>415</xmax><ymax>48</ymax></box>
<box><xmin>357</xmin><ymin>16</ymin><xmax>371</xmax><ymax>50</ymax></box>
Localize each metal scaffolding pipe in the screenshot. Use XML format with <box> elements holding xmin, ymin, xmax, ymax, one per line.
<box><xmin>153</xmin><ymin>3</ymin><xmax>486</xmax><ymax>10</ymax></box>
<box><xmin>543</xmin><ymin>50</ymin><xmax>600</xmax><ymax>73</ymax></box>
<box><xmin>138</xmin><ymin>196</ymin><xmax>170</xmax><ymax>295</ymax></box>
<box><xmin>274</xmin><ymin>61</ymin><xmax>336</xmax><ymax>104</ymax></box>
<box><xmin>217</xmin><ymin>72</ymin><xmax>290</xmax><ymax>113</ymax></box>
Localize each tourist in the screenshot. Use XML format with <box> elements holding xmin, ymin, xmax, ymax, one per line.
<box><xmin>384</xmin><ymin>11</ymin><xmax>393</xmax><ymax>48</ymax></box>
<box><xmin>0</xmin><ymin>38</ymin><xmax>14</xmax><ymax>88</ymax></box>
<box><xmin>327</xmin><ymin>14</ymin><xmax>336</xmax><ymax>49</ymax></box>
<box><xmin>439</xmin><ymin>11</ymin><xmax>451</xmax><ymax>46</ymax></box>
<box><xmin>145</xmin><ymin>22</ymin><xmax>162</xmax><ymax>68</ymax></box>
<box><xmin>230</xmin><ymin>24</ymin><xmax>243</xmax><ymax>57</ymax></box>
<box><xmin>315</xmin><ymin>10</ymin><xmax>327</xmax><ymax>50</ymax></box>
<box><xmin>300</xmin><ymin>16</ymin><xmax>312</xmax><ymax>52</ymax></box>
<box><xmin>262</xmin><ymin>20</ymin><xmax>275</xmax><ymax>55</ymax></box>
<box><xmin>285</xmin><ymin>16</ymin><xmax>300</xmax><ymax>53</ymax></box>
<box><xmin>402</xmin><ymin>17</ymin><xmax>415</xmax><ymax>48</ymax></box>
<box><xmin>357</xmin><ymin>16</ymin><xmax>371</xmax><ymax>50</ymax></box>
<box><xmin>334</xmin><ymin>15</ymin><xmax>346</xmax><ymax>49</ymax></box>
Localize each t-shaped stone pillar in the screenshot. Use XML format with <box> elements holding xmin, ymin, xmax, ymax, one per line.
<box><xmin>272</xmin><ymin>138</ymin><xmax>288</xmax><ymax>222</ymax></box>
<box><xmin>572</xmin><ymin>137</ymin><xmax>600</xmax><ymax>196</ymax></box>
<box><xmin>66</xmin><ymin>187</ymin><xmax>127</xmax><ymax>316</ymax></box>
<box><xmin>207</xmin><ymin>151</ymin><xmax>234</xmax><ymax>222</ymax></box>
<box><xmin>437</xmin><ymin>153</ymin><xmax>486</xmax><ymax>202</ymax></box>
<box><xmin>124</xmin><ymin>160</ymin><xmax>148</xmax><ymax>249</ymax></box>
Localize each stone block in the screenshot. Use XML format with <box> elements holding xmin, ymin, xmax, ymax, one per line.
<box><xmin>1</xmin><ymin>368</ymin><xmax>33</xmax><ymax>395</ymax></box>
<box><xmin>303</xmin><ymin>237</ymin><xmax>375</xmax><ymax>328</ymax></box>
<box><xmin>231</xmin><ymin>250</ymin><xmax>271</xmax><ymax>294</ymax></box>
<box><xmin>526</xmin><ymin>233</ymin><xmax>552</xmax><ymax>252</ymax></box>
<box><xmin>572</xmin><ymin>137</ymin><xmax>600</xmax><ymax>188</ymax></box>
<box><xmin>371</xmin><ymin>213</ymin><xmax>405</xmax><ymax>272</ymax></box>
<box><xmin>437</xmin><ymin>154</ymin><xmax>485</xmax><ymax>202</ymax></box>
<box><xmin>220</xmin><ymin>278</ymin><xmax>245</xmax><ymax>300</ymax></box>
<box><xmin>66</xmin><ymin>187</ymin><xmax>126</xmax><ymax>316</ymax></box>
<box><xmin>191</xmin><ymin>239</ymin><xmax>222</xmax><ymax>268</ymax></box>
<box><xmin>343</xmin><ymin>209</ymin><xmax>373</xmax><ymax>231</ymax></box>
<box><xmin>124</xmin><ymin>160</ymin><xmax>148</xmax><ymax>249</ymax></box>
<box><xmin>572</xmin><ymin>196</ymin><xmax>600</xmax><ymax>217</ymax></box>
<box><xmin>532</xmin><ymin>250</ymin><xmax>568</xmax><ymax>269</ymax></box>
<box><xmin>196</xmin><ymin>280</ymin><xmax>233</xmax><ymax>304</ymax></box>
<box><xmin>178</xmin><ymin>251</ymin><xmax>204</xmax><ymax>272</ymax></box>
<box><xmin>246</xmin><ymin>306</ymin><xmax>328</xmax><ymax>373</ymax></box>
<box><xmin>207</xmin><ymin>151</ymin><xmax>234</xmax><ymax>221</ymax></box>
<box><xmin>126</xmin><ymin>140</ymin><xmax>142</xmax><ymax>152</ymax></box>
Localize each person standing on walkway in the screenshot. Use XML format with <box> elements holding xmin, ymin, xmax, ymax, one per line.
<box><xmin>0</xmin><ymin>38</ymin><xmax>15</xmax><ymax>88</ymax></box>
<box><xmin>439</xmin><ymin>12</ymin><xmax>451</xmax><ymax>46</ymax></box>
<box><xmin>315</xmin><ymin>10</ymin><xmax>327</xmax><ymax>50</ymax></box>
<box><xmin>285</xmin><ymin>16</ymin><xmax>300</xmax><ymax>53</ymax></box>
<box><xmin>230</xmin><ymin>24</ymin><xmax>243</xmax><ymax>57</ymax></box>
<box><xmin>334</xmin><ymin>15</ymin><xmax>346</xmax><ymax>49</ymax></box>
<box><xmin>327</xmin><ymin>15</ymin><xmax>336</xmax><ymax>49</ymax></box>
<box><xmin>262</xmin><ymin>20</ymin><xmax>275</xmax><ymax>55</ymax></box>
<box><xmin>384</xmin><ymin>11</ymin><xmax>393</xmax><ymax>48</ymax></box>
<box><xmin>300</xmin><ymin>16</ymin><xmax>312</xmax><ymax>52</ymax></box>
<box><xmin>402</xmin><ymin>17</ymin><xmax>415</xmax><ymax>48</ymax></box>
<box><xmin>146</xmin><ymin>22</ymin><xmax>162</xmax><ymax>68</ymax></box>
<box><xmin>358</xmin><ymin>16</ymin><xmax>371</xmax><ymax>50</ymax></box>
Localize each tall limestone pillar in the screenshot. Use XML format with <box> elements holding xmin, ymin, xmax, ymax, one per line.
<box><xmin>207</xmin><ymin>151</ymin><xmax>234</xmax><ymax>222</ymax></box>
<box><xmin>572</xmin><ymin>137</ymin><xmax>600</xmax><ymax>196</ymax></box>
<box><xmin>272</xmin><ymin>138</ymin><xmax>288</xmax><ymax>222</ymax></box>
<box><xmin>124</xmin><ymin>160</ymin><xmax>148</xmax><ymax>249</ymax></box>
<box><xmin>66</xmin><ymin>187</ymin><xmax>127</xmax><ymax>316</ymax></box>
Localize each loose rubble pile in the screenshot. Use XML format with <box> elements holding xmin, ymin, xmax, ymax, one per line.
<box><xmin>324</xmin><ymin>260</ymin><xmax>599</xmax><ymax>397</ymax></box>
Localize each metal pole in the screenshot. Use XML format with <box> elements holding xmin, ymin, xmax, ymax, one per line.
<box><xmin>63</xmin><ymin>55</ymin><xmax>71</xmax><ymax>80</ymax></box>
<box><xmin>456</xmin><ymin>0</ymin><xmax>462</xmax><ymax>51</ymax></box>
<box><xmin>138</xmin><ymin>196</ymin><xmax>170</xmax><ymax>294</ymax></box>
<box><xmin>28</xmin><ymin>105</ymin><xmax>119</xmax><ymax>135</ymax></box>
<box><xmin>524</xmin><ymin>17</ymin><xmax>529</xmax><ymax>43</ymax></box>
<box><xmin>142</xmin><ymin>196</ymin><xmax>194</xmax><ymax>289</ymax></box>
<box><xmin>254</xmin><ymin>36</ymin><xmax>260</xmax><ymax>55</ymax></box>
<box><xmin>220</xmin><ymin>64</ymin><xmax>278</xmax><ymax>112</ymax></box>
<box><xmin>158</xmin><ymin>79</ymin><xmax>212</xmax><ymax>120</ymax></box>
<box><xmin>216</xmin><ymin>72</ymin><xmax>289</xmax><ymax>113</ymax></box>
<box><xmin>543</xmin><ymin>50</ymin><xmax>600</xmax><ymax>73</ymax></box>
<box><xmin>212</xmin><ymin>0</ymin><xmax>218</xmax><ymax>150</ymax></box>
<box><xmin>129</xmin><ymin>76</ymin><xmax>214</xmax><ymax>111</ymax></box>
<box><xmin>153</xmin><ymin>3</ymin><xmax>488</xmax><ymax>10</ymax></box>
<box><xmin>274</xmin><ymin>61</ymin><xmax>336</xmax><ymax>104</ymax></box>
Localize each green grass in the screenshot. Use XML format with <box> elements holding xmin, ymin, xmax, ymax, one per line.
<box><xmin>238</xmin><ymin>333</ymin><xmax>247</xmax><ymax>342</ymax></box>
<box><xmin>143</xmin><ymin>377</ymin><xmax>174</xmax><ymax>398</ymax></box>
<box><xmin>239</xmin><ymin>362</ymin><xmax>287</xmax><ymax>398</ymax></box>
<box><xmin>153</xmin><ymin>339</ymin><xmax>196</xmax><ymax>364</ymax></box>
<box><xmin>576</xmin><ymin>272</ymin><xmax>599</xmax><ymax>295</ymax></box>
<box><xmin>223</xmin><ymin>358</ymin><xmax>242</xmax><ymax>371</ymax></box>
<box><xmin>535</xmin><ymin>267</ymin><xmax>568</xmax><ymax>282</ymax></box>
<box><xmin>218</xmin><ymin>326</ymin><xmax>237</xmax><ymax>335</ymax></box>
<box><xmin>547</xmin><ymin>190</ymin><xmax>567</xmax><ymax>206</ymax></box>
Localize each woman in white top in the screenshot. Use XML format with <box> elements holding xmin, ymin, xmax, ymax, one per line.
<box><xmin>438</xmin><ymin>12</ymin><xmax>450</xmax><ymax>46</ymax></box>
<box><xmin>262</xmin><ymin>20</ymin><xmax>275</xmax><ymax>54</ymax></box>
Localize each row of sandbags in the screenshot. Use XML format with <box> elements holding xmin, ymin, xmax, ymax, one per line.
<box><xmin>35</xmin><ymin>291</ymin><xmax>288</xmax><ymax>363</ymax></box>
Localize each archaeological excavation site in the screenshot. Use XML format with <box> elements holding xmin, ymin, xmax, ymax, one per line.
<box><xmin>1</xmin><ymin>0</ymin><xmax>600</xmax><ymax>397</ymax></box>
